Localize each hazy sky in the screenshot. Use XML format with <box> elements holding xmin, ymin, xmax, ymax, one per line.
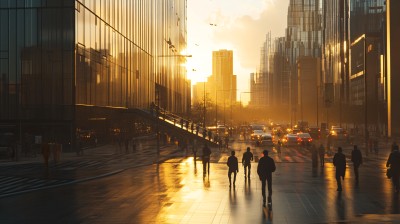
<box><xmin>187</xmin><ymin>0</ymin><xmax>290</xmax><ymax>101</ymax></box>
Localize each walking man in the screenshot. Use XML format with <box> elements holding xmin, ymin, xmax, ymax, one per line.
<box><xmin>242</xmin><ymin>147</ymin><xmax>253</xmax><ymax>178</ymax></box>
<box><xmin>318</xmin><ymin>143</ymin><xmax>325</xmax><ymax>167</ymax></box>
<box><xmin>387</xmin><ymin>144</ymin><xmax>400</xmax><ymax>192</ymax></box>
<box><xmin>311</xmin><ymin>144</ymin><xmax>318</xmax><ymax>168</ymax></box>
<box><xmin>257</xmin><ymin>150</ymin><xmax>276</xmax><ymax>207</ymax></box>
<box><xmin>202</xmin><ymin>143</ymin><xmax>211</xmax><ymax>176</ymax></box>
<box><xmin>276</xmin><ymin>140</ymin><xmax>282</xmax><ymax>156</ymax></box>
<box><xmin>351</xmin><ymin>145</ymin><xmax>363</xmax><ymax>184</ymax></box>
<box><xmin>227</xmin><ymin>151</ymin><xmax>239</xmax><ymax>188</ymax></box>
<box><xmin>333</xmin><ymin>147</ymin><xmax>346</xmax><ymax>191</ymax></box>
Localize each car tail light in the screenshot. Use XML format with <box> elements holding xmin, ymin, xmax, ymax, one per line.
<box><xmin>297</xmin><ymin>138</ymin><xmax>301</xmax><ymax>142</ymax></box>
<box><xmin>308</xmin><ymin>138</ymin><xmax>312</xmax><ymax>142</ymax></box>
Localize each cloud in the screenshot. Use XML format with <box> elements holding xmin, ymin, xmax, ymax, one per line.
<box><xmin>211</xmin><ymin>0</ymin><xmax>289</xmax><ymax>70</ymax></box>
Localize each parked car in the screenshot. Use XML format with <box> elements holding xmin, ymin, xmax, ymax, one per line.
<box><xmin>282</xmin><ymin>134</ymin><xmax>299</xmax><ymax>146</ymax></box>
<box><xmin>297</xmin><ymin>133</ymin><xmax>313</xmax><ymax>146</ymax></box>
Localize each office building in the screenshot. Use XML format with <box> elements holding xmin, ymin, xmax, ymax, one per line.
<box><xmin>348</xmin><ymin>0</ymin><xmax>386</xmax><ymax>133</ymax></box>
<box><xmin>0</xmin><ymin>0</ymin><xmax>189</xmax><ymax>147</ymax></box>
<box><xmin>209</xmin><ymin>50</ymin><xmax>237</xmax><ymax>107</ymax></box>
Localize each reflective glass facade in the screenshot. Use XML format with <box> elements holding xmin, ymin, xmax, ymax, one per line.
<box><xmin>0</xmin><ymin>0</ymin><xmax>189</xmax><ymax>145</ymax></box>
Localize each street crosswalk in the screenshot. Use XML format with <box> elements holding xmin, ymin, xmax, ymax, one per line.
<box><xmin>0</xmin><ymin>175</ymin><xmax>72</xmax><ymax>196</ymax></box>
<box><xmin>0</xmin><ymin>145</ymin><xmax>180</xmax><ymax>197</ymax></box>
<box><xmin>217</xmin><ymin>147</ymin><xmax>319</xmax><ymax>163</ymax></box>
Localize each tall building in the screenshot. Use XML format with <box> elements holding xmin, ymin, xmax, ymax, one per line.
<box><xmin>209</xmin><ymin>50</ymin><xmax>237</xmax><ymax>107</ymax></box>
<box><xmin>249</xmin><ymin>72</ymin><xmax>268</xmax><ymax>108</ymax></box>
<box><xmin>285</xmin><ymin>0</ymin><xmax>322</xmax><ymax>64</ymax></box>
<box><xmin>322</xmin><ymin>0</ymin><xmax>349</xmax><ymax>106</ymax></box>
<box><xmin>0</xmin><ymin>0</ymin><xmax>189</xmax><ymax>146</ymax></box>
<box><xmin>386</xmin><ymin>0</ymin><xmax>400</xmax><ymax>137</ymax></box>
<box><xmin>297</xmin><ymin>56</ymin><xmax>321</xmax><ymax>124</ymax></box>
<box><xmin>286</xmin><ymin>0</ymin><xmax>322</xmax><ymax>125</ymax></box>
<box><xmin>348</xmin><ymin>0</ymin><xmax>386</xmax><ymax>134</ymax></box>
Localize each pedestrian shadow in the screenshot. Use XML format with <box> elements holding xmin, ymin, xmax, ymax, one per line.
<box><xmin>392</xmin><ymin>193</ymin><xmax>400</xmax><ymax>213</ymax></box>
<box><xmin>312</xmin><ymin>166</ymin><xmax>318</xmax><ymax>177</ymax></box>
<box><xmin>262</xmin><ymin>205</ymin><xmax>273</xmax><ymax>222</ymax></box>
<box><xmin>244</xmin><ymin>178</ymin><xmax>252</xmax><ymax>203</ymax></box>
<box><xmin>203</xmin><ymin>175</ymin><xmax>210</xmax><ymax>188</ymax></box>
<box><xmin>229</xmin><ymin>186</ymin><xmax>237</xmax><ymax>212</ymax></box>
<box><xmin>336</xmin><ymin>191</ymin><xmax>346</xmax><ymax>220</ymax></box>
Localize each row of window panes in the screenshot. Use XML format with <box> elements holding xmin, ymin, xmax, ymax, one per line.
<box><xmin>76</xmin><ymin>0</ymin><xmax>153</xmax><ymax>54</ymax></box>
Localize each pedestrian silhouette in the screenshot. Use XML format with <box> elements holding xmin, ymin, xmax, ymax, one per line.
<box><xmin>202</xmin><ymin>143</ymin><xmax>211</xmax><ymax>176</ymax></box>
<box><xmin>257</xmin><ymin>150</ymin><xmax>276</xmax><ymax>208</ymax></box>
<box><xmin>373</xmin><ymin>139</ymin><xmax>379</xmax><ymax>155</ymax></box>
<box><xmin>276</xmin><ymin>140</ymin><xmax>282</xmax><ymax>156</ymax></box>
<box><xmin>242</xmin><ymin>147</ymin><xmax>253</xmax><ymax>179</ymax></box>
<box><xmin>387</xmin><ymin>144</ymin><xmax>400</xmax><ymax>192</ymax></box>
<box><xmin>392</xmin><ymin>142</ymin><xmax>398</xmax><ymax>152</ymax></box>
<box><xmin>311</xmin><ymin>144</ymin><xmax>318</xmax><ymax>168</ymax></box>
<box><xmin>318</xmin><ymin>143</ymin><xmax>325</xmax><ymax>167</ymax></box>
<box><xmin>224</xmin><ymin>135</ymin><xmax>229</xmax><ymax>148</ymax></box>
<box><xmin>333</xmin><ymin>147</ymin><xmax>346</xmax><ymax>191</ymax></box>
<box><xmin>351</xmin><ymin>145</ymin><xmax>363</xmax><ymax>184</ymax></box>
<box><xmin>227</xmin><ymin>150</ymin><xmax>239</xmax><ymax>188</ymax></box>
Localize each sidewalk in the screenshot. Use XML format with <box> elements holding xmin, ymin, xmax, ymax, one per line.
<box><xmin>0</xmin><ymin>138</ymin><xmax>185</xmax><ymax>198</ymax></box>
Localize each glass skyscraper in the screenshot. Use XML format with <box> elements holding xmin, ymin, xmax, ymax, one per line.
<box><xmin>0</xmin><ymin>0</ymin><xmax>189</xmax><ymax>147</ymax></box>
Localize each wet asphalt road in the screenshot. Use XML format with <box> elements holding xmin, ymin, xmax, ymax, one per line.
<box><xmin>1</xmin><ymin>140</ymin><xmax>400</xmax><ymax>223</ymax></box>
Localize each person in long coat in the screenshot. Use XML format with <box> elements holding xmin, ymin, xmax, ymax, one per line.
<box><xmin>311</xmin><ymin>144</ymin><xmax>318</xmax><ymax>168</ymax></box>
<box><xmin>387</xmin><ymin>144</ymin><xmax>400</xmax><ymax>192</ymax></box>
<box><xmin>351</xmin><ymin>145</ymin><xmax>363</xmax><ymax>184</ymax></box>
<box><xmin>257</xmin><ymin>150</ymin><xmax>276</xmax><ymax>207</ymax></box>
<box><xmin>333</xmin><ymin>147</ymin><xmax>346</xmax><ymax>191</ymax></box>
<box><xmin>227</xmin><ymin>150</ymin><xmax>239</xmax><ymax>187</ymax></box>
<box><xmin>202</xmin><ymin>143</ymin><xmax>211</xmax><ymax>176</ymax></box>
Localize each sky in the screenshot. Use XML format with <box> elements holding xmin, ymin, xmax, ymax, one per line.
<box><xmin>186</xmin><ymin>0</ymin><xmax>290</xmax><ymax>104</ymax></box>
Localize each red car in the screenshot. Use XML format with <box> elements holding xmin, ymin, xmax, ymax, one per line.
<box><xmin>297</xmin><ymin>133</ymin><xmax>313</xmax><ymax>146</ymax></box>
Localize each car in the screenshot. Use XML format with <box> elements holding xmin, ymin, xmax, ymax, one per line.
<box><xmin>330</xmin><ymin>127</ymin><xmax>348</xmax><ymax>140</ymax></box>
<box><xmin>297</xmin><ymin>133</ymin><xmax>313</xmax><ymax>146</ymax></box>
<box><xmin>258</xmin><ymin>133</ymin><xmax>274</xmax><ymax>146</ymax></box>
<box><xmin>308</xmin><ymin>126</ymin><xmax>320</xmax><ymax>139</ymax></box>
<box><xmin>251</xmin><ymin>130</ymin><xmax>264</xmax><ymax>142</ymax></box>
<box><xmin>282</xmin><ymin>134</ymin><xmax>299</xmax><ymax>146</ymax></box>
<box><xmin>292</xmin><ymin>129</ymin><xmax>301</xmax><ymax>134</ymax></box>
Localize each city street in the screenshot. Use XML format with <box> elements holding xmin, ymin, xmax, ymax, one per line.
<box><xmin>1</xmin><ymin>139</ymin><xmax>399</xmax><ymax>223</ymax></box>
